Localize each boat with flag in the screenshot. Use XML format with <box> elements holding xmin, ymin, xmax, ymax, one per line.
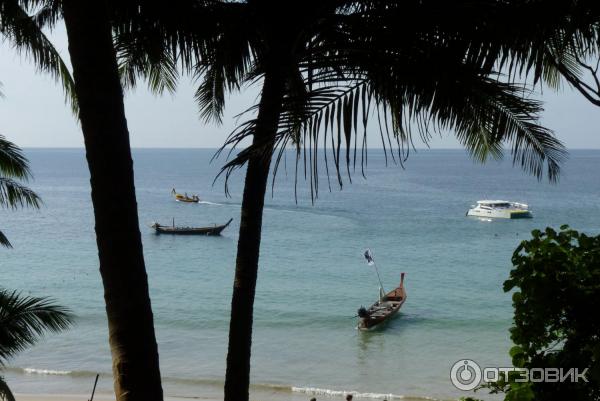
<box><xmin>172</xmin><ymin>188</ymin><xmax>200</xmax><ymax>203</ymax></box>
<box><xmin>357</xmin><ymin>249</ymin><xmax>407</xmax><ymax>330</ymax></box>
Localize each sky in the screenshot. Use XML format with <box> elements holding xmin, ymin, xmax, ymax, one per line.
<box><xmin>1</xmin><ymin>26</ymin><xmax>599</xmax><ymax>149</ymax></box>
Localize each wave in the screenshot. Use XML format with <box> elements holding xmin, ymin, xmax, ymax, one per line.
<box><xmin>292</xmin><ymin>387</ymin><xmax>441</xmax><ymax>400</ymax></box>
<box><xmin>23</xmin><ymin>368</ymin><xmax>72</xmax><ymax>376</ymax></box>
<box><xmin>8</xmin><ymin>367</ymin><xmax>441</xmax><ymax>401</ymax></box>
<box><xmin>198</xmin><ymin>201</ymin><xmax>222</xmax><ymax>206</ymax></box>
<box><xmin>6</xmin><ymin>367</ymin><xmax>99</xmax><ymax>378</ymax></box>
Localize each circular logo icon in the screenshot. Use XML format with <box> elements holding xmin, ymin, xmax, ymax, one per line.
<box><xmin>450</xmin><ymin>359</ymin><xmax>482</xmax><ymax>391</ymax></box>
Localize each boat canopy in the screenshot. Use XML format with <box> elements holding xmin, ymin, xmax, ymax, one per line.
<box><xmin>477</xmin><ymin>200</ymin><xmax>513</xmax><ymax>207</ymax></box>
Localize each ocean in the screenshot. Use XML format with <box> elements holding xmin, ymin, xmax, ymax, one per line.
<box><xmin>2</xmin><ymin>148</ymin><xmax>600</xmax><ymax>400</ymax></box>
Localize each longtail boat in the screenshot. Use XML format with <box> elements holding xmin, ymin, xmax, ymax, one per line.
<box><xmin>172</xmin><ymin>188</ymin><xmax>200</xmax><ymax>203</ymax></box>
<box><xmin>151</xmin><ymin>218</ymin><xmax>233</xmax><ymax>236</ymax></box>
<box><xmin>357</xmin><ymin>273</ymin><xmax>406</xmax><ymax>329</ymax></box>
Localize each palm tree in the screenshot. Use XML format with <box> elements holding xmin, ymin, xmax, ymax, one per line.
<box><xmin>5</xmin><ymin>3</ymin><xmax>598</xmax><ymax>401</ymax></box>
<box><xmin>113</xmin><ymin>1</ymin><xmax>600</xmax><ymax>400</ymax></box>
<box><xmin>0</xmin><ymin>134</ymin><xmax>41</xmax><ymax>247</ymax></box>
<box><xmin>2</xmin><ymin>2</ymin><xmax>163</xmax><ymax>399</ymax></box>
<box><xmin>0</xmin><ymin>289</ymin><xmax>73</xmax><ymax>401</ymax></box>
<box><xmin>178</xmin><ymin>3</ymin><xmax>574</xmax><ymax>400</ymax></box>
<box><xmin>166</xmin><ymin>2</ymin><xmax>600</xmax><ymax>400</ymax></box>
<box><xmin>1</xmin><ymin>0</ymin><xmax>72</xmax><ymax>246</ymax></box>
<box><xmin>60</xmin><ymin>2</ymin><xmax>164</xmax><ymax>400</ymax></box>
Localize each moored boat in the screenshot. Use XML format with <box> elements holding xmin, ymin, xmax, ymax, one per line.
<box><xmin>151</xmin><ymin>218</ymin><xmax>233</xmax><ymax>236</ymax></box>
<box><xmin>466</xmin><ymin>200</ymin><xmax>532</xmax><ymax>219</ymax></box>
<box><xmin>358</xmin><ymin>273</ymin><xmax>406</xmax><ymax>330</ymax></box>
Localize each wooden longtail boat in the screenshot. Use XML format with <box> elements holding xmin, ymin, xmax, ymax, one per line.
<box><xmin>172</xmin><ymin>188</ymin><xmax>200</xmax><ymax>203</ymax></box>
<box><xmin>151</xmin><ymin>218</ymin><xmax>233</xmax><ymax>236</ymax></box>
<box><xmin>358</xmin><ymin>273</ymin><xmax>406</xmax><ymax>330</ymax></box>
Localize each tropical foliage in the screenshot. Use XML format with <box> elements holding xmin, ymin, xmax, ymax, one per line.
<box><xmin>0</xmin><ymin>289</ymin><xmax>73</xmax><ymax>401</ymax></box>
<box><xmin>476</xmin><ymin>227</ymin><xmax>600</xmax><ymax>401</ymax></box>
<box><xmin>502</xmin><ymin>226</ymin><xmax>600</xmax><ymax>401</ymax></box>
<box><xmin>2</xmin><ymin>3</ymin><xmax>163</xmax><ymax>401</ymax></box>
<box><xmin>0</xmin><ymin>135</ymin><xmax>40</xmax><ymax>247</ymax></box>
<box><xmin>2</xmin><ymin>2</ymin><xmax>600</xmax><ymax>401</ymax></box>
<box><xmin>0</xmin><ymin>0</ymin><xmax>76</xmax><ymax>111</ymax></box>
<box><xmin>111</xmin><ymin>2</ymin><xmax>600</xmax><ymax>400</ymax></box>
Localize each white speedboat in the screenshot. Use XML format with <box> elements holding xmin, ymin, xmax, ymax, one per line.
<box><xmin>467</xmin><ymin>200</ymin><xmax>532</xmax><ymax>219</ymax></box>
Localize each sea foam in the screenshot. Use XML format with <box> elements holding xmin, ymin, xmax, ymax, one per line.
<box><xmin>23</xmin><ymin>368</ymin><xmax>72</xmax><ymax>376</ymax></box>
<box><xmin>291</xmin><ymin>386</ymin><xmax>440</xmax><ymax>400</ymax></box>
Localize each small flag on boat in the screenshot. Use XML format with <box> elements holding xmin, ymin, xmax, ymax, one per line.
<box><xmin>364</xmin><ymin>248</ymin><xmax>375</xmax><ymax>266</ymax></box>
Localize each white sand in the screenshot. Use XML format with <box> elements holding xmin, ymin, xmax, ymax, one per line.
<box><xmin>15</xmin><ymin>395</ymin><xmax>217</xmax><ymax>401</ymax></box>
<box><xmin>14</xmin><ymin>391</ymin><xmax>329</xmax><ymax>401</ymax></box>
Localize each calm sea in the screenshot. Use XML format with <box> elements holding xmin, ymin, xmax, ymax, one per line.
<box><xmin>2</xmin><ymin>149</ymin><xmax>600</xmax><ymax>400</ymax></box>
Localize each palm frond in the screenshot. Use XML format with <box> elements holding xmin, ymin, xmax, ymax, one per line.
<box><xmin>193</xmin><ymin>37</ymin><xmax>253</xmax><ymax>124</ymax></box>
<box><xmin>113</xmin><ymin>0</ymin><xmax>248</xmax><ymax>103</ymax></box>
<box><xmin>0</xmin><ymin>230</ymin><xmax>11</xmax><ymax>248</ymax></box>
<box><xmin>114</xmin><ymin>31</ymin><xmax>180</xmax><ymax>96</ymax></box>
<box><xmin>0</xmin><ymin>0</ymin><xmax>78</xmax><ymax>114</ymax></box>
<box><xmin>216</xmin><ymin>65</ymin><xmax>565</xmax><ymax>201</ymax></box>
<box><xmin>0</xmin><ymin>135</ymin><xmax>32</xmax><ymax>180</ymax></box>
<box><xmin>0</xmin><ymin>178</ymin><xmax>41</xmax><ymax>209</ymax></box>
<box><xmin>0</xmin><ymin>376</ymin><xmax>16</xmax><ymax>401</ymax></box>
<box><xmin>0</xmin><ymin>289</ymin><xmax>73</xmax><ymax>364</ymax></box>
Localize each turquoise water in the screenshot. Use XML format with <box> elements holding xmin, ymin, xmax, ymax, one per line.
<box><xmin>2</xmin><ymin>149</ymin><xmax>600</xmax><ymax>400</ymax></box>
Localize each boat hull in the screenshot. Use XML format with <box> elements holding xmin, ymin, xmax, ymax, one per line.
<box><xmin>152</xmin><ymin>218</ymin><xmax>233</xmax><ymax>236</ymax></box>
<box><xmin>358</xmin><ymin>285</ymin><xmax>406</xmax><ymax>330</ymax></box>
<box><xmin>154</xmin><ymin>226</ymin><xmax>226</xmax><ymax>235</ymax></box>
<box><xmin>175</xmin><ymin>198</ymin><xmax>200</xmax><ymax>203</ymax></box>
<box><xmin>467</xmin><ymin>209</ymin><xmax>532</xmax><ymax>219</ymax></box>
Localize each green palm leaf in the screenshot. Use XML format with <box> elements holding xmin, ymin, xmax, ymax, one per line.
<box><xmin>0</xmin><ymin>230</ymin><xmax>10</xmax><ymax>248</ymax></box>
<box><xmin>0</xmin><ymin>376</ymin><xmax>15</xmax><ymax>401</ymax></box>
<box><xmin>0</xmin><ymin>289</ymin><xmax>73</xmax><ymax>364</ymax></box>
<box><xmin>0</xmin><ymin>178</ymin><xmax>41</xmax><ymax>209</ymax></box>
<box><xmin>0</xmin><ymin>0</ymin><xmax>77</xmax><ymax>113</ymax></box>
<box><xmin>0</xmin><ymin>135</ymin><xmax>32</xmax><ymax>180</ymax></box>
<box><xmin>0</xmin><ymin>135</ymin><xmax>40</xmax><ymax>210</ymax></box>
<box><xmin>0</xmin><ymin>136</ymin><xmax>41</xmax><ymax>247</ymax></box>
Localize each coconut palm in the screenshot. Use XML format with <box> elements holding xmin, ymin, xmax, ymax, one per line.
<box><xmin>0</xmin><ymin>0</ymin><xmax>76</xmax><ymax>110</ymax></box>
<box><xmin>159</xmin><ymin>3</ymin><xmax>568</xmax><ymax>400</ymax></box>
<box><xmin>4</xmin><ymin>2</ymin><xmax>599</xmax><ymax>401</ymax></box>
<box><xmin>113</xmin><ymin>1</ymin><xmax>600</xmax><ymax>400</ymax></box>
<box><xmin>0</xmin><ymin>134</ymin><xmax>40</xmax><ymax>247</ymax></box>
<box><xmin>2</xmin><ymin>2</ymin><xmax>163</xmax><ymax>399</ymax></box>
<box><xmin>0</xmin><ymin>289</ymin><xmax>73</xmax><ymax>401</ymax></box>
<box><xmin>1</xmin><ymin>0</ymin><xmax>75</xmax><ymax>245</ymax></box>
<box><xmin>60</xmin><ymin>2</ymin><xmax>165</xmax><ymax>400</ymax></box>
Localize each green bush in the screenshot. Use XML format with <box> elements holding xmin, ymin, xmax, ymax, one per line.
<box><xmin>496</xmin><ymin>226</ymin><xmax>600</xmax><ymax>401</ymax></box>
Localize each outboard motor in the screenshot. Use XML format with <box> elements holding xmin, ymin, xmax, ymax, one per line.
<box><xmin>357</xmin><ymin>306</ymin><xmax>370</xmax><ymax>318</ymax></box>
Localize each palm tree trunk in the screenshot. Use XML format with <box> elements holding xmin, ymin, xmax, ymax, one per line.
<box><xmin>224</xmin><ymin>66</ymin><xmax>286</xmax><ymax>401</ymax></box>
<box><xmin>62</xmin><ymin>2</ymin><xmax>163</xmax><ymax>401</ymax></box>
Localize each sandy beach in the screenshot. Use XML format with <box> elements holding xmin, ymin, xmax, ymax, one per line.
<box><xmin>15</xmin><ymin>395</ymin><xmax>219</xmax><ymax>401</ymax></box>
<box><xmin>15</xmin><ymin>390</ymin><xmax>431</xmax><ymax>401</ymax></box>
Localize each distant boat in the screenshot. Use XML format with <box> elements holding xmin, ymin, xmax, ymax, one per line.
<box><xmin>467</xmin><ymin>200</ymin><xmax>532</xmax><ymax>219</ymax></box>
<box><xmin>151</xmin><ymin>218</ymin><xmax>233</xmax><ymax>236</ymax></box>
<box><xmin>172</xmin><ymin>188</ymin><xmax>200</xmax><ymax>203</ymax></box>
<box><xmin>358</xmin><ymin>273</ymin><xmax>407</xmax><ymax>330</ymax></box>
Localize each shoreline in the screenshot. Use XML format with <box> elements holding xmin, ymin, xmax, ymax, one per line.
<box><xmin>15</xmin><ymin>395</ymin><xmax>217</xmax><ymax>401</ymax></box>
<box><xmin>15</xmin><ymin>390</ymin><xmax>446</xmax><ymax>401</ymax></box>
<box><xmin>6</xmin><ymin>368</ymin><xmax>447</xmax><ymax>401</ymax></box>
<box><xmin>6</xmin><ymin>367</ymin><xmax>460</xmax><ymax>401</ymax></box>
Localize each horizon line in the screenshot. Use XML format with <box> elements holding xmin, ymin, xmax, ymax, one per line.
<box><xmin>20</xmin><ymin>146</ymin><xmax>600</xmax><ymax>151</ymax></box>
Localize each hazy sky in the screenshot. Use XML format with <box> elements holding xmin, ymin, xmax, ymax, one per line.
<box><xmin>1</xmin><ymin>26</ymin><xmax>599</xmax><ymax>149</ymax></box>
